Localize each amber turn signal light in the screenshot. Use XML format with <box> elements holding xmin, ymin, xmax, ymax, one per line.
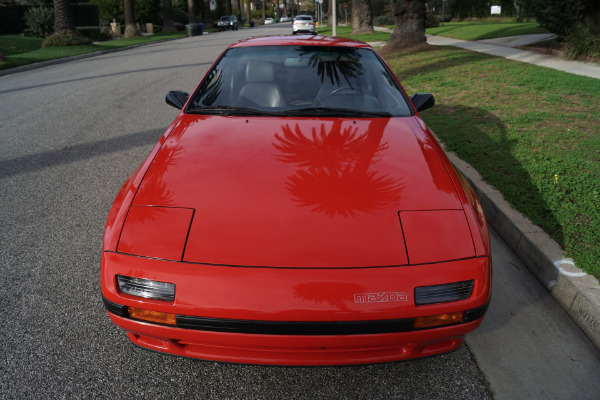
<box><xmin>127</xmin><ymin>307</ymin><xmax>177</xmax><ymax>326</ymax></box>
<box><xmin>413</xmin><ymin>311</ymin><xmax>464</xmax><ymax>329</ymax></box>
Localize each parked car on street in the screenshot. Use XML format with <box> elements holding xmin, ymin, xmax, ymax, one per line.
<box><xmin>265</xmin><ymin>17</ymin><xmax>274</xmax><ymax>24</ymax></box>
<box><xmin>280</xmin><ymin>16</ymin><xmax>291</xmax><ymax>22</ymax></box>
<box><xmin>217</xmin><ymin>15</ymin><xmax>238</xmax><ymax>31</ymax></box>
<box><xmin>101</xmin><ymin>35</ymin><xmax>491</xmax><ymax>366</ymax></box>
<box><xmin>292</xmin><ymin>15</ymin><xmax>316</xmax><ymax>34</ymax></box>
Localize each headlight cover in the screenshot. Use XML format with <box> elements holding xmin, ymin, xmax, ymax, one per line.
<box><xmin>414</xmin><ymin>280</ymin><xmax>474</xmax><ymax>305</ymax></box>
<box><xmin>117</xmin><ymin>275</ymin><xmax>175</xmax><ymax>301</ymax></box>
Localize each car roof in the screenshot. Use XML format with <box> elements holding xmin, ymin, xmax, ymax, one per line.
<box><xmin>229</xmin><ymin>35</ymin><xmax>372</xmax><ymax>49</ymax></box>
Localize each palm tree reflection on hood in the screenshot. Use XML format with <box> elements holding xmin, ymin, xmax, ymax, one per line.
<box><xmin>273</xmin><ymin>120</ymin><xmax>403</xmax><ymax>217</ymax></box>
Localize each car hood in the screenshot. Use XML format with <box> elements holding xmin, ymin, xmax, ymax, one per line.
<box><xmin>121</xmin><ymin>115</ymin><xmax>473</xmax><ymax>268</ymax></box>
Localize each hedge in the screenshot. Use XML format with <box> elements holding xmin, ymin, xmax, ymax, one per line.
<box><xmin>0</xmin><ymin>4</ymin><xmax>99</xmax><ymax>34</ymax></box>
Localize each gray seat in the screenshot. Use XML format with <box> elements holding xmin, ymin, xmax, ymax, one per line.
<box><xmin>238</xmin><ymin>61</ymin><xmax>285</xmax><ymax>108</ymax></box>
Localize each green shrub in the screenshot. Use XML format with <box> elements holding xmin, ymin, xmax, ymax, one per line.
<box><xmin>42</xmin><ymin>31</ymin><xmax>91</xmax><ymax>47</ymax></box>
<box><xmin>172</xmin><ymin>6</ymin><xmax>188</xmax><ymax>24</ymax></box>
<box><xmin>426</xmin><ymin>12</ymin><xmax>441</xmax><ymax>28</ymax></box>
<box><xmin>72</xmin><ymin>4</ymin><xmax>100</xmax><ymax>27</ymax></box>
<box><xmin>523</xmin><ymin>0</ymin><xmax>600</xmax><ymax>36</ymax></box>
<box><xmin>77</xmin><ymin>27</ymin><xmax>111</xmax><ymax>41</ymax></box>
<box><xmin>24</xmin><ymin>5</ymin><xmax>54</xmax><ymax>38</ymax></box>
<box><xmin>565</xmin><ymin>15</ymin><xmax>600</xmax><ymax>61</ymax></box>
<box><xmin>90</xmin><ymin>0</ymin><xmax>123</xmax><ymax>22</ymax></box>
<box><xmin>373</xmin><ymin>15</ymin><xmax>394</xmax><ymax>26</ymax></box>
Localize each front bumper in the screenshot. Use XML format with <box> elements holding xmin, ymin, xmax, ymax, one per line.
<box><xmin>293</xmin><ymin>26</ymin><xmax>315</xmax><ymax>33</ymax></box>
<box><xmin>101</xmin><ymin>251</ymin><xmax>490</xmax><ymax>365</ymax></box>
<box><xmin>105</xmin><ymin>299</ymin><xmax>486</xmax><ymax>365</ymax></box>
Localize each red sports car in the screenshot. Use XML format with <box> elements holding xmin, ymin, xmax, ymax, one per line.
<box><xmin>101</xmin><ymin>35</ymin><xmax>491</xmax><ymax>365</ymax></box>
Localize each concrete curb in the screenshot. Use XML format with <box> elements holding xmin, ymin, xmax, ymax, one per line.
<box><xmin>446</xmin><ymin>151</ymin><xmax>600</xmax><ymax>351</ymax></box>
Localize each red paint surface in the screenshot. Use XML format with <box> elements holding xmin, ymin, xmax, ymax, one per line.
<box><xmin>128</xmin><ymin>116</ymin><xmax>465</xmax><ymax>268</ymax></box>
<box><xmin>117</xmin><ymin>206</ymin><xmax>193</xmax><ymax>261</ymax></box>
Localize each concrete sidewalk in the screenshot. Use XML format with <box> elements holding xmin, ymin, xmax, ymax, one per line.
<box><xmin>426</xmin><ymin>34</ymin><xmax>600</xmax><ymax>79</ymax></box>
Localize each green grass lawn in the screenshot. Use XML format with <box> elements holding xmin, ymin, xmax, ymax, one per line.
<box><xmin>316</xmin><ymin>25</ymin><xmax>391</xmax><ymax>43</ymax></box>
<box><xmin>317</xmin><ymin>20</ymin><xmax>548</xmax><ymax>43</ymax></box>
<box><xmin>382</xmin><ymin>46</ymin><xmax>599</xmax><ymax>277</ymax></box>
<box><xmin>425</xmin><ymin>21</ymin><xmax>549</xmax><ymax>40</ymax></box>
<box><xmin>0</xmin><ymin>32</ymin><xmax>185</xmax><ymax>70</ymax></box>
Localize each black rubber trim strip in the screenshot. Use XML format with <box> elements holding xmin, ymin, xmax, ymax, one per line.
<box><xmin>175</xmin><ymin>316</ymin><xmax>415</xmax><ymax>335</ymax></box>
<box><xmin>462</xmin><ymin>301</ymin><xmax>489</xmax><ymax>323</ymax></box>
<box><xmin>176</xmin><ymin>300</ymin><xmax>490</xmax><ymax>335</ymax></box>
<box><xmin>102</xmin><ymin>296</ymin><xmax>128</xmax><ymax>318</ymax></box>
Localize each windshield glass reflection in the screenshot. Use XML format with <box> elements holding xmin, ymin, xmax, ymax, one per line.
<box><xmin>188</xmin><ymin>46</ymin><xmax>412</xmax><ymax>116</ymax></box>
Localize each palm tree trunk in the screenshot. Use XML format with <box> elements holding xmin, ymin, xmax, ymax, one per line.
<box><xmin>385</xmin><ymin>0</ymin><xmax>427</xmax><ymax>51</ymax></box>
<box><xmin>350</xmin><ymin>0</ymin><xmax>373</xmax><ymax>35</ymax></box>
<box><xmin>53</xmin><ymin>0</ymin><xmax>77</xmax><ymax>35</ymax></box>
<box><xmin>202</xmin><ymin>0</ymin><xmax>213</xmax><ymax>28</ymax></box>
<box><xmin>247</xmin><ymin>0</ymin><xmax>252</xmax><ymax>25</ymax></box>
<box><xmin>162</xmin><ymin>0</ymin><xmax>176</xmax><ymax>32</ymax></box>
<box><xmin>188</xmin><ymin>0</ymin><xmax>196</xmax><ymax>23</ymax></box>
<box><xmin>124</xmin><ymin>0</ymin><xmax>140</xmax><ymax>37</ymax></box>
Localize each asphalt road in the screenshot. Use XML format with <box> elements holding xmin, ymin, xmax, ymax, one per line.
<box><xmin>1</xmin><ymin>23</ymin><xmax>598</xmax><ymax>399</ymax></box>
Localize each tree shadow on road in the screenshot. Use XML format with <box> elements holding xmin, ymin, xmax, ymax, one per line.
<box><xmin>0</xmin><ymin>128</ymin><xmax>164</xmax><ymax>180</ymax></box>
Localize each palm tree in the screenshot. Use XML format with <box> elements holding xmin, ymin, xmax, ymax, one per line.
<box><xmin>124</xmin><ymin>0</ymin><xmax>140</xmax><ymax>37</ymax></box>
<box><xmin>43</xmin><ymin>0</ymin><xmax>88</xmax><ymax>46</ymax></box>
<box><xmin>235</xmin><ymin>0</ymin><xmax>243</xmax><ymax>22</ymax></box>
<box><xmin>187</xmin><ymin>0</ymin><xmax>197</xmax><ymax>23</ymax></box>
<box><xmin>162</xmin><ymin>0</ymin><xmax>176</xmax><ymax>32</ymax></box>
<box><xmin>384</xmin><ymin>0</ymin><xmax>427</xmax><ymax>51</ymax></box>
<box><xmin>53</xmin><ymin>0</ymin><xmax>76</xmax><ymax>35</ymax></box>
<box><xmin>350</xmin><ymin>0</ymin><xmax>373</xmax><ymax>35</ymax></box>
<box><xmin>246</xmin><ymin>0</ymin><xmax>252</xmax><ymax>26</ymax></box>
<box><xmin>202</xmin><ymin>0</ymin><xmax>213</xmax><ymax>29</ymax></box>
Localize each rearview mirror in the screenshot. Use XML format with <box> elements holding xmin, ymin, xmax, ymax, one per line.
<box><xmin>166</xmin><ymin>90</ymin><xmax>190</xmax><ymax>110</ymax></box>
<box><xmin>410</xmin><ymin>93</ymin><xmax>435</xmax><ymax>113</ymax></box>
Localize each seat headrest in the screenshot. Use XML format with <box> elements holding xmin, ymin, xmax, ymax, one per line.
<box><xmin>245</xmin><ymin>61</ymin><xmax>275</xmax><ymax>83</ymax></box>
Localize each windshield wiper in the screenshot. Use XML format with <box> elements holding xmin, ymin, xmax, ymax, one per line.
<box><xmin>286</xmin><ymin>107</ymin><xmax>392</xmax><ymax>117</ymax></box>
<box><xmin>187</xmin><ymin>106</ymin><xmax>391</xmax><ymax>118</ymax></box>
<box><xmin>187</xmin><ymin>106</ymin><xmax>286</xmax><ymax>116</ymax></box>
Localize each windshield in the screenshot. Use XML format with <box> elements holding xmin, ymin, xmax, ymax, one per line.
<box><xmin>187</xmin><ymin>45</ymin><xmax>413</xmax><ymax>117</ymax></box>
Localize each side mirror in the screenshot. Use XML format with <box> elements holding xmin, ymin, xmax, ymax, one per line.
<box><xmin>410</xmin><ymin>93</ymin><xmax>435</xmax><ymax>113</ymax></box>
<box><xmin>166</xmin><ymin>90</ymin><xmax>190</xmax><ymax>110</ymax></box>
